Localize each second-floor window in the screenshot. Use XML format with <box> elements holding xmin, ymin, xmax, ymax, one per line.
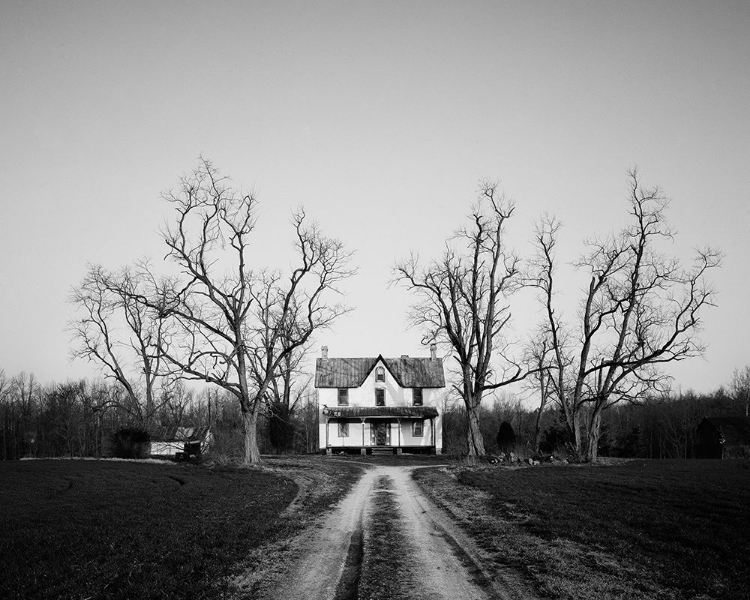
<box><xmin>375</xmin><ymin>388</ymin><xmax>385</xmax><ymax>406</ymax></box>
<box><xmin>338</xmin><ymin>388</ymin><xmax>349</xmax><ymax>406</ymax></box>
<box><xmin>413</xmin><ymin>388</ymin><xmax>423</xmax><ymax>406</ymax></box>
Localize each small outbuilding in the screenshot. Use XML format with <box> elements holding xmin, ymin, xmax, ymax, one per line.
<box><xmin>150</xmin><ymin>426</ymin><xmax>212</xmax><ymax>459</ymax></box>
<box><xmin>696</xmin><ymin>417</ymin><xmax>750</xmax><ymax>459</ymax></box>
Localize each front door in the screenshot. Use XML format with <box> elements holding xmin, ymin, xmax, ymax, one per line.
<box><xmin>374</xmin><ymin>422</ymin><xmax>390</xmax><ymax>446</ymax></box>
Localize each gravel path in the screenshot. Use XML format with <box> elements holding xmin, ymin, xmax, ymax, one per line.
<box><xmin>268</xmin><ymin>465</ymin><xmax>536</xmax><ymax>600</ymax></box>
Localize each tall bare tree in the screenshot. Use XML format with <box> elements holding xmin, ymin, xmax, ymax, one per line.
<box><xmin>148</xmin><ymin>160</ymin><xmax>354</xmax><ymax>464</ymax></box>
<box><xmin>531</xmin><ymin>170</ymin><xmax>722</xmax><ymax>461</ymax></box>
<box><xmin>524</xmin><ymin>331</ymin><xmax>557</xmax><ymax>453</ymax></box>
<box><xmin>730</xmin><ymin>365</ymin><xmax>750</xmax><ymax>417</ymax></box>
<box><xmin>69</xmin><ymin>264</ymin><xmax>167</xmax><ymax>427</ymax></box>
<box><xmin>394</xmin><ymin>182</ymin><xmax>527</xmax><ymax>456</ymax></box>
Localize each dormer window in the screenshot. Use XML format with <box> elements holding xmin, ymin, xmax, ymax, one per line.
<box><xmin>375</xmin><ymin>388</ymin><xmax>385</xmax><ymax>406</ymax></box>
<box><xmin>413</xmin><ymin>388</ymin><xmax>423</xmax><ymax>406</ymax></box>
<box><xmin>338</xmin><ymin>388</ymin><xmax>349</xmax><ymax>406</ymax></box>
<box><xmin>376</xmin><ymin>366</ymin><xmax>385</xmax><ymax>382</ymax></box>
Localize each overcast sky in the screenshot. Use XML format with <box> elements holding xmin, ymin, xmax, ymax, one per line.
<box><xmin>1</xmin><ymin>1</ymin><xmax>748</xmax><ymax>398</ymax></box>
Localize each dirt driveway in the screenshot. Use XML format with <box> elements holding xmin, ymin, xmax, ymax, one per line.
<box><xmin>264</xmin><ymin>465</ymin><xmax>535</xmax><ymax>600</ymax></box>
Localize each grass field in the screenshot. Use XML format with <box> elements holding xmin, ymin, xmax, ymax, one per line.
<box><xmin>414</xmin><ymin>459</ymin><xmax>750</xmax><ymax>600</ymax></box>
<box><xmin>0</xmin><ymin>458</ymin><xmax>362</xmax><ymax>600</ymax></box>
<box><xmin>5</xmin><ymin>456</ymin><xmax>748</xmax><ymax>599</ymax></box>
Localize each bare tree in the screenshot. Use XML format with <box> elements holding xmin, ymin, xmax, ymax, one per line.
<box><xmin>531</xmin><ymin>170</ymin><xmax>722</xmax><ymax>461</ymax></box>
<box><xmin>69</xmin><ymin>264</ymin><xmax>167</xmax><ymax>427</ymax></box>
<box><xmin>147</xmin><ymin>160</ymin><xmax>354</xmax><ymax>464</ymax></box>
<box><xmin>730</xmin><ymin>365</ymin><xmax>750</xmax><ymax>417</ymax></box>
<box><xmin>524</xmin><ymin>331</ymin><xmax>556</xmax><ymax>453</ymax></box>
<box><xmin>394</xmin><ymin>182</ymin><xmax>528</xmax><ymax>456</ymax></box>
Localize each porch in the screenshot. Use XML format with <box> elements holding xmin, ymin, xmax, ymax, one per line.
<box><xmin>321</xmin><ymin>406</ymin><xmax>440</xmax><ymax>454</ymax></box>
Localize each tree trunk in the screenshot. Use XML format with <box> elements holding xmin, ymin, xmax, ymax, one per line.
<box><xmin>242</xmin><ymin>404</ymin><xmax>262</xmax><ymax>464</ymax></box>
<box><xmin>534</xmin><ymin>382</ymin><xmax>547</xmax><ymax>453</ymax></box>
<box><xmin>563</xmin><ymin>406</ymin><xmax>585</xmax><ymax>460</ymax></box>
<box><xmin>466</xmin><ymin>403</ymin><xmax>485</xmax><ymax>456</ymax></box>
<box><xmin>585</xmin><ymin>409</ymin><xmax>602</xmax><ymax>462</ymax></box>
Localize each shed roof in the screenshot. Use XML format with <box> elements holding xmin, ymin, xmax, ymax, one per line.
<box><xmin>315</xmin><ymin>355</ymin><xmax>445</xmax><ymax>389</ymax></box>
<box><xmin>699</xmin><ymin>417</ymin><xmax>750</xmax><ymax>445</ymax></box>
<box><xmin>151</xmin><ymin>426</ymin><xmax>210</xmax><ymax>443</ymax></box>
<box><xmin>322</xmin><ymin>406</ymin><xmax>439</xmax><ymax>419</ymax></box>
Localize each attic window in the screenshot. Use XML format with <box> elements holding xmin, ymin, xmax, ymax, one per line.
<box><xmin>375</xmin><ymin>388</ymin><xmax>385</xmax><ymax>406</ymax></box>
<box><xmin>338</xmin><ymin>389</ymin><xmax>349</xmax><ymax>406</ymax></box>
<box><xmin>413</xmin><ymin>388</ymin><xmax>423</xmax><ymax>406</ymax></box>
<box><xmin>376</xmin><ymin>366</ymin><xmax>385</xmax><ymax>382</ymax></box>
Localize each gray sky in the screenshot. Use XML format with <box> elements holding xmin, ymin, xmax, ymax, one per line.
<box><xmin>1</xmin><ymin>1</ymin><xmax>748</xmax><ymax>397</ymax></box>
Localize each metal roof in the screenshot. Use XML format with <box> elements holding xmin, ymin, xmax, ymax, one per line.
<box><xmin>151</xmin><ymin>426</ymin><xmax>210</xmax><ymax>442</ymax></box>
<box><xmin>315</xmin><ymin>355</ymin><xmax>445</xmax><ymax>388</ymax></box>
<box><xmin>321</xmin><ymin>406</ymin><xmax>439</xmax><ymax>419</ymax></box>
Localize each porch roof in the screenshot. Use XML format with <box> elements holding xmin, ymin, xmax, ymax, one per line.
<box><xmin>322</xmin><ymin>406</ymin><xmax>438</xmax><ymax>419</ymax></box>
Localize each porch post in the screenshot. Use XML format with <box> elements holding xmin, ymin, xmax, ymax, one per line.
<box><xmin>361</xmin><ymin>418</ymin><xmax>366</xmax><ymax>455</ymax></box>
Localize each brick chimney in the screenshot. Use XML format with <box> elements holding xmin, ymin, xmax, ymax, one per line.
<box><xmin>321</xmin><ymin>346</ymin><xmax>328</xmax><ymax>359</ymax></box>
<box><xmin>430</xmin><ymin>344</ymin><xmax>437</xmax><ymax>360</ymax></box>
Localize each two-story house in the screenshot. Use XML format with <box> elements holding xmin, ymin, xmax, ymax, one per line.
<box><xmin>315</xmin><ymin>345</ymin><xmax>445</xmax><ymax>455</ymax></box>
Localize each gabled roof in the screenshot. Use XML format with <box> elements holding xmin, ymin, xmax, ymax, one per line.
<box><xmin>699</xmin><ymin>417</ymin><xmax>750</xmax><ymax>445</ymax></box>
<box><xmin>315</xmin><ymin>355</ymin><xmax>445</xmax><ymax>389</ymax></box>
<box><xmin>322</xmin><ymin>406</ymin><xmax>439</xmax><ymax>418</ymax></box>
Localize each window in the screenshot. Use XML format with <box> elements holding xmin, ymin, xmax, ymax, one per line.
<box><xmin>337</xmin><ymin>388</ymin><xmax>349</xmax><ymax>406</ymax></box>
<box><xmin>376</xmin><ymin>366</ymin><xmax>385</xmax><ymax>382</ymax></box>
<box><xmin>375</xmin><ymin>388</ymin><xmax>385</xmax><ymax>406</ymax></box>
<box><xmin>413</xmin><ymin>388</ymin><xmax>423</xmax><ymax>406</ymax></box>
<box><xmin>338</xmin><ymin>421</ymin><xmax>349</xmax><ymax>437</ymax></box>
<box><xmin>412</xmin><ymin>420</ymin><xmax>423</xmax><ymax>437</ymax></box>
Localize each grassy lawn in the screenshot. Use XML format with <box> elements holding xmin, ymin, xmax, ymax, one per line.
<box><xmin>0</xmin><ymin>458</ymin><xmax>362</xmax><ymax>600</ymax></box>
<box><xmin>414</xmin><ymin>459</ymin><xmax>750</xmax><ymax>600</ymax></box>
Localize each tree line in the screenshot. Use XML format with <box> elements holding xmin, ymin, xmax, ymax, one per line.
<box><xmin>444</xmin><ymin>366</ymin><xmax>749</xmax><ymax>460</ymax></box>
<box><xmin>15</xmin><ymin>161</ymin><xmax>725</xmax><ymax>463</ymax></box>
<box><xmin>0</xmin><ymin>370</ymin><xmax>321</xmax><ymax>461</ymax></box>
<box><xmin>3</xmin><ymin>365</ymin><xmax>747</xmax><ymax>462</ymax></box>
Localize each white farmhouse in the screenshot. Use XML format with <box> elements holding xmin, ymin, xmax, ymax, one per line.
<box><xmin>315</xmin><ymin>345</ymin><xmax>445</xmax><ymax>455</ymax></box>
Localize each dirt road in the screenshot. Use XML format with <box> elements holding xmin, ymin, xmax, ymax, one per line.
<box><xmin>267</xmin><ymin>465</ymin><xmax>535</xmax><ymax>600</ymax></box>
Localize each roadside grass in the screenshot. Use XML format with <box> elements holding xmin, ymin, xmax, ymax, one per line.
<box><xmin>414</xmin><ymin>459</ymin><xmax>750</xmax><ymax>600</ymax></box>
<box><xmin>0</xmin><ymin>457</ymin><xmax>362</xmax><ymax>600</ymax></box>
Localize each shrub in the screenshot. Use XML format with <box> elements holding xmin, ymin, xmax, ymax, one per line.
<box><xmin>496</xmin><ymin>421</ymin><xmax>516</xmax><ymax>454</ymax></box>
<box><xmin>110</xmin><ymin>428</ymin><xmax>151</xmax><ymax>459</ymax></box>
